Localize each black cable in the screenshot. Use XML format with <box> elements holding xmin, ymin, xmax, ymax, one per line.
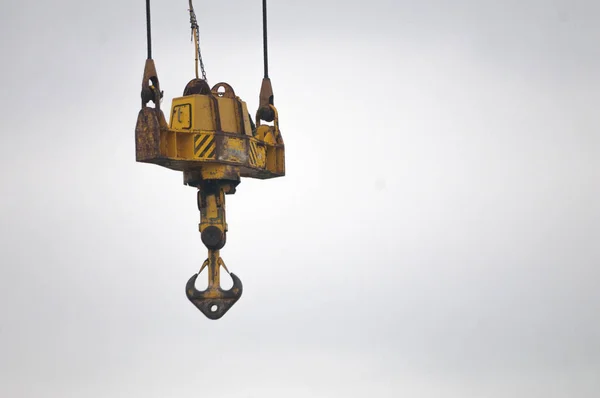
<box><xmin>146</xmin><ymin>0</ymin><xmax>152</xmax><ymax>59</ymax></box>
<box><xmin>262</xmin><ymin>0</ymin><xmax>268</xmax><ymax>78</ymax></box>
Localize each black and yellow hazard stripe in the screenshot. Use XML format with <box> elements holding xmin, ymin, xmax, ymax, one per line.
<box><xmin>248</xmin><ymin>140</ymin><xmax>258</xmax><ymax>166</ymax></box>
<box><xmin>248</xmin><ymin>140</ymin><xmax>266</xmax><ymax>168</ymax></box>
<box><xmin>194</xmin><ymin>133</ymin><xmax>216</xmax><ymax>159</ymax></box>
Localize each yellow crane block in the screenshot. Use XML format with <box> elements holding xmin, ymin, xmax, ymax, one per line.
<box><xmin>135</xmin><ymin>77</ymin><xmax>284</xmax><ymax>184</ymax></box>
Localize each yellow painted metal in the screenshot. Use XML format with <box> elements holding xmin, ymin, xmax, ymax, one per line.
<box><xmin>199</xmin><ymin>188</ymin><xmax>227</xmax><ymax>239</ymax></box>
<box><xmin>135</xmin><ymin>82</ymin><xmax>284</xmax><ymax>180</ymax></box>
<box><xmin>169</xmin><ymin>90</ymin><xmax>251</xmax><ymax>135</ymax></box>
<box><xmin>248</xmin><ymin>140</ymin><xmax>266</xmax><ymax>169</ymax></box>
<box><xmin>193</xmin><ymin>133</ymin><xmax>217</xmax><ymax>160</ymax></box>
<box><xmin>255</xmin><ymin>105</ymin><xmax>285</xmax><ymax>175</ymax></box>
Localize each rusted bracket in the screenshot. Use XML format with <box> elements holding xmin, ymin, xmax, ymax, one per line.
<box><xmin>185</xmin><ymin>251</ymin><xmax>243</xmax><ymax>320</ymax></box>
<box><xmin>258</xmin><ymin>77</ymin><xmax>275</xmax><ymax>122</ymax></box>
<box><xmin>141</xmin><ymin>59</ymin><xmax>164</xmax><ymax>110</ymax></box>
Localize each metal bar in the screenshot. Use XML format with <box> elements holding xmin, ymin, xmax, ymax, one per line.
<box><xmin>207</xmin><ymin>250</ymin><xmax>221</xmax><ymax>289</ymax></box>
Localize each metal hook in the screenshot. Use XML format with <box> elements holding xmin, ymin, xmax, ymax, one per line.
<box><xmin>185</xmin><ymin>250</ymin><xmax>243</xmax><ymax>319</ymax></box>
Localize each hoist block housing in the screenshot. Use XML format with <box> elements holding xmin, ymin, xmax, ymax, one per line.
<box><xmin>135</xmin><ymin>81</ymin><xmax>285</xmax><ymax>183</ymax></box>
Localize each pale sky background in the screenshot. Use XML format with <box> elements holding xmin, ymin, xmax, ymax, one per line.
<box><xmin>1</xmin><ymin>0</ymin><xmax>599</xmax><ymax>397</ymax></box>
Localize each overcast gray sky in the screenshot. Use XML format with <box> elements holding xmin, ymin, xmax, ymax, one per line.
<box><xmin>1</xmin><ymin>0</ymin><xmax>599</xmax><ymax>397</ymax></box>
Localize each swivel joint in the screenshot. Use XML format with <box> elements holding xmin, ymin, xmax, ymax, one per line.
<box><xmin>198</xmin><ymin>182</ymin><xmax>228</xmax><ymax>250</ymax></box>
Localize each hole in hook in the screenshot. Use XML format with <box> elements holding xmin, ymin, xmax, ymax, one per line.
<box><xmin>211</xmin><ymin>305</ymin><xmax>218</xmax><ymax>312</ymax></box>
<box><xmin>219</xmin><ymin>271</ymin><xmax>233</xmax><ymax>290</ymax></box>
<box><xmin>194</xmin><ymin>272</ymin><xmax>208</xmax><ymax>291</ymax></box>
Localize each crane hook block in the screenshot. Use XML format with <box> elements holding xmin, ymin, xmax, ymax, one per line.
<box><xmin>135</xmin><ymin>73</ymin><xmax>284</xmax><ymax>319</ymax></box>
<box><xmin>137</xmin><ymin>0</ymin><xmax>283</xmax><ymax>320</ymax></box>
<box><xmin>135</xmin><ymin>79</ymin><xmax>284</xmax><ymax>179</ymax></box>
